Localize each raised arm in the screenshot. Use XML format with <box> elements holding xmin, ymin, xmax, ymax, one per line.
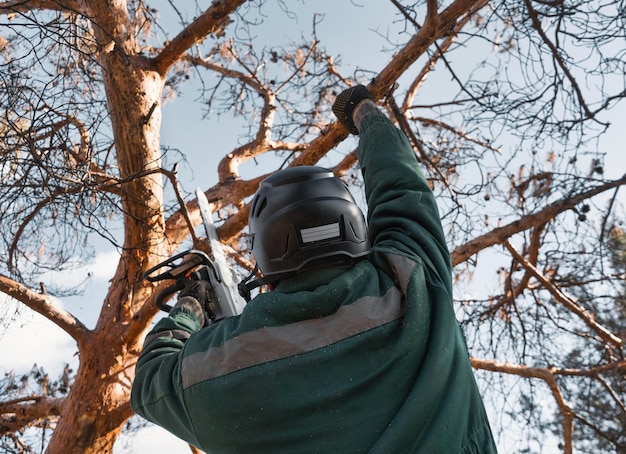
<box><xmin>333</xmin><ymin>86</ymin><xmax>452</xmax><ymax>294</ymax></box>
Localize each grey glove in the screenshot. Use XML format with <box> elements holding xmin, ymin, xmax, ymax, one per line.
<box><xmin>332</xmin><ymin>85</ymin><xmax>374</xmax><ymax>135</ymax></box>
<box><xmin>175</xmin><ymin>280</ymin><xmax>216</xmax><ymax>325</ymax></box>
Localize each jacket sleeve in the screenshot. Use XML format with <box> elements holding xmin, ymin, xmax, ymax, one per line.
<box><xmin>130</xmin><ymin>306</ymin><xmax>203</xmax><ymax>447</ymax></box>
<box><xmin>357</xmin><ymin>113</ymin><xmax>453</xmax><ymax>295</ymax></box>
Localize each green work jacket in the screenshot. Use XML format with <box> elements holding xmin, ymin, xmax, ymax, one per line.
<box><xmin>131</xmin><ymin>113</ymin><xmax>497</xmax><ymax>453</ymax></box>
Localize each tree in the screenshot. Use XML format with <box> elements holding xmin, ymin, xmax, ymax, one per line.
<box><xmin>0</xmin><ymin>0</ymin><xmax>624</xmax><ymax>452</ymax></box>
<box><xmin>544</xmin><ymin>225</ymin><xmax>626</xmax><ymax>453</ymax></box>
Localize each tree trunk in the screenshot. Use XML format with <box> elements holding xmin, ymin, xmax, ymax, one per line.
<box><xmin>45</xmin><ymin>3</ymin><xmax>167</xmax><ymax>450</ymax></box>
<box><xmin>44</xmin><ymin>342</ymin><xmax>134</xmax><ymax>453</ymax></box>
<box><xmin>45</xmin><ymin>303</ymin><xmax>145</xmax><ymax>453</ymax></box>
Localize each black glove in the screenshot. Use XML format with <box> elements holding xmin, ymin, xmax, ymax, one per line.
<box><xmin>175</xmin><ymin>280</ymin><xmax>216</xmax><ymax>325</ymax></box>
<box><xmin>332</xmin><ymin>85</ymin><xmax>374</xmax><ymax>135</ymax></box>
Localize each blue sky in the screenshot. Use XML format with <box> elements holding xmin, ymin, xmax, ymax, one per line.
<box><xmin>1</xmin><ymin>1</ymin><xmax>624</xmax><ymax>452</ymax></box>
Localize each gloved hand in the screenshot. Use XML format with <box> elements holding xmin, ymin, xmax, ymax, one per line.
<box><xmin>332</xmin><ymin>85</ymin><xmax>374</xmax><ymax>135</ymax></box>
<box><xmin>175</xmin><ymin>280</ymin><xmax>216</xmax><ymax>326</ymax></box>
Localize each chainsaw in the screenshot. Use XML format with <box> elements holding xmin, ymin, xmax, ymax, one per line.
<box><xmin>144</xmin><ymin>188</ymin><xmax>247</xmax><ymax>322</ymax></box>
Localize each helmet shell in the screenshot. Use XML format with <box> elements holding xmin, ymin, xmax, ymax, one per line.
<box><xmin>248</xmin><ymin>166</ymin><xmax>370</xmax><ymax>277</ymax></box>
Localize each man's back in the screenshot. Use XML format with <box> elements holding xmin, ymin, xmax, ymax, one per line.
<box><xmin>131</xmin><ymin>93</ymin><xmax>497</xmax><ymax>453</ymax></box>
<box><xmin>174</xmin><ymin>255</ymin><xmax>492</xmax><ymax>453</ymax></box>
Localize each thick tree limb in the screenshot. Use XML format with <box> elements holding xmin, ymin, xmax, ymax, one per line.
<box><xmin>164</xmin><ymin>0</ymin><xmax>492</xmax><ymax>247</ymax></box>
<box><xmin>471</xmin><ymin>357</ymin><xmax>574</xmax><ymax>454</ymax></box>
<box><xmin>0</xmin><ymin>275</ymin><xmax>88</xmax><ymax>342</ymax></box>
<box><xmin>505</xmin><ymin>241</ymin><xmax>622</xmax><ymax>347</ymax></box>
<box><xmin>0</xmin><ymin>395</ymin><xmax>65</xmax><ymax>435</ymax></box>
<box><xmin>372</xmin><ymin>0</ymin><xmax>488</xmax><ymax>97</ymax></box>
<box><xmin>291</xmin><ymin>0</ymin><xmax>489</xmax><ymax>167</ymax></box>
<box><xmin>451</xmin><ymin>174</ymin><xmax>626</xmax><ymax>265</ymax></box>
<box><xmin>0</xmin><ymin>0</ymin><xmax>68</xmax><ymax>13</ymax></box>
<box><xmin>154</xmin><ymin>0</ymin><xmax>248</xmax><ymax>75</ymax></box>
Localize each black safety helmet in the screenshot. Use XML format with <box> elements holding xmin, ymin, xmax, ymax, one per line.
<box><xmin>240</xmin><ymin>166</ymin><xmax>370</xmax><ymax>296</ymax></box>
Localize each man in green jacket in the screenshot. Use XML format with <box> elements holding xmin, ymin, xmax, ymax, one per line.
<box><xmin>131</xmin><ymin>86</ymin><xmax>497</xmax><ymax>453</ymax></box>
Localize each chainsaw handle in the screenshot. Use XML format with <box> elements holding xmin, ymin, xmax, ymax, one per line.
<box><xmin>144</xmin><ymin>250</ymin><xmax>210</xmax><ymax>283</ymax></box>
<box><xmin>144</xmin><ymin>250</ymin><xmax>212</xmax><ymax>313</ymax></box>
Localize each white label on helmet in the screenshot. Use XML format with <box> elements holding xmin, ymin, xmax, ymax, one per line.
<box><xmin>300</xmin><ymin>223</ymin><xmax>340</xmax><ymax>243</ymax></box>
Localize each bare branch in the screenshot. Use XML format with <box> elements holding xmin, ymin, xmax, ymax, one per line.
<box><xmin>472</xmin><ymin>357</ymin><xmax>575</xmax><ymax>452</ymax></box>
<box><xmin>186</xmin><ymin>49</ymin><xmax>310</xmax><ymax>181</ymax></box>
<box><xmin>522</xmin><ymin>0</ymin><xmax>596</xmax><ymax>122</ymax></box>
<box><xmin>373</xmin><ymin>0</ymin><xmax>488</xmax><ymax>96</ymax></box>
<box><xmin>413</xmin><ymin>116</ymin><xmax>500</xmax><ymax>152</ymax></box>
<box><xmin>0</xmin><ymin>0</ymin><xmax>69</xmax><ymax>14</ymax></box>
<box><xmin>0</xmin><ymin>395</ymin><xmax>65</xmax><ymax>434</ymax></box>
<box><xmin>161</xmin><ymin>165</ymin><xmax>198</xmax><ymax>245</ymax></box>
<box><xmin>401</xmin><ymin>5</ymin><xmax>475</xmax><ymax>111</ymax></box>
<box><xmin>293</xmin><ymin>0</ymin><xmax>490</xmax><ymax>165</ymax></box>
<box><xmin>154</xmin><ymin>0</ymin><xmax>247</xmax><ymax>75</ymax></box>
<box><xmin>451</xmin><ymin>174</ymin><xmax>626</xmax><ymax>265</ymax></box>
<box><xmin>505</xmin><ymin>240</ymin><xmax>622</xmax><ymax>347</ymax></box>
<box><xmin>0</xmin><ymin>275</ymin><xmax>88</xmax><ymax>342</ymax></box>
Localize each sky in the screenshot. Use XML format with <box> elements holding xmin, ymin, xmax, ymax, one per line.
<box><xmin>1</xmin><ymin>0</ymin><xmax>625</xmax><ymax>452</ymax></box>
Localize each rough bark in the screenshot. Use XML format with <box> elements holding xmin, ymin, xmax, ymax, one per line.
<box><xmin>43</xmin><ymin>1</ymin><xmax>166</xmax><ymax>451</ymax></box>
<box><xmin>1</xmin><ymin>0</ymin><xmax>624</xmax><ymax>452</ymax></box>
<box><xmin>40</xmin><ymin>1</ymin><xmax>250</xmax><ymax>451</ymax></box>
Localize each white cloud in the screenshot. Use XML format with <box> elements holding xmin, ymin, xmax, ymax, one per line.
<box><xmin>0</xmin><ymin>297</ymin><xmax>78</xmax><ymax>374</ymax></box>
<box><xmin>88</xmin><ymin>249</ymin><xmax>121</xmax><ymax>281</ymax></box>
<box><xmin>38</xmin><ymin>249</ymin><xmax>121</xmax><ymax>290</ymax></box>
<box><xmin>114</xmin><ymin>424</ymin><xmax>189</xmax><ymax>453</ymax></box>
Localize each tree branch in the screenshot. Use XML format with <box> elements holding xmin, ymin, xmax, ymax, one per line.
<box><xmin>0</xmin><ymin>395</ymin><xmax>65</xmax><ymax>435</ymax></box>
<box><xmin>162</xmin><ymin>173</ymin><xmax>268</xmax><ymax>255</ymax></box>
<box><xmin>0</xmin><ymin>275</ymin><xmax>89</xmax><ymax>342</ymax></box>
<box><xmin>451</xmin><ymin>174</ymin><xmax>626</xmax><ymax>265</ymax></box>
<box><xmin>292</xmin><ymin>0</ymin><xmax>490</xmax><ymax>166</ymax></box>
<box><xmin>0</xmin><ymin>0</ymin><xmax>69</xmax><ymax>14</ymax></box>
<box><xmin>505</xmin><ymin>240</ymin><xmax>622</xmax><ymax>347</ymax></box>
<box><xmin>186</xmin><ymin>48</ymin><xmax>311</xmax><ymax>181</ymax></box>
<box><xmin>153</xmin><ymin>0</ymin><xmax>247</xmax><ymax>75</ymax></box>
<box><xmin>522</xmin><ymin>0</ymin><xmax>595</xmax><ymax>121</ymax></box>
<box><xmin>471</xmin><ymin>357</ymin><xmax>574</xmax><ymax>454</ymax></box>
<box><xmin>471</xmin><ymin>358</ymin><xmax>626</xmax><ymax>453</ymax></box>
<box><xmin>399</xmin><ymin>1</ymin><xmax>475</xmax><ymax>112</ymax></box>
